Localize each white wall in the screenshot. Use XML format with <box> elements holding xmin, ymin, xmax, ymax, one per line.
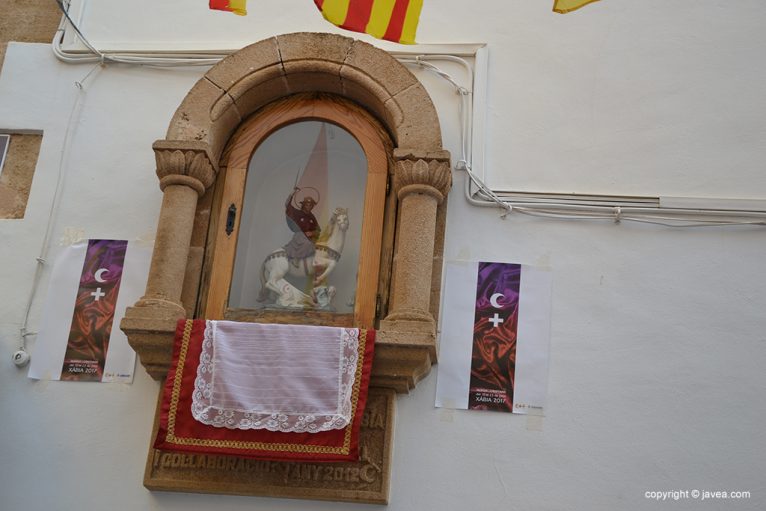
<box><xmin>1</xmin><ymin>1</ymin><xmax>765</xmax><ymax>509</ymax></box>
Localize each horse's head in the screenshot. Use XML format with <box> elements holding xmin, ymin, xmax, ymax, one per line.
<box><xmin>332</xmin><ymin>207</ymin><xmax>349</xmax><ymax>231</ymax></box>
<box><xmin>318</xmin><ymin>207</ymin><xmax>349</xmax><ymax>244</ymax></box>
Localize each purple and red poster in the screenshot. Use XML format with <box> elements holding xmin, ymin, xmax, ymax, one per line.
<box><xmin>468</xmin><ymin>262</ymin><xmax>521</xmax><ymax>411</ymax></box>
<box><xmin>29</xmin><ymin>239</ymin><xmax>153</xmax><ymax>383</ymax></box>
<box><xmin>436</xmin><ymin>260</ymin><xmax>552</xmax><ymax>414</ymax></box>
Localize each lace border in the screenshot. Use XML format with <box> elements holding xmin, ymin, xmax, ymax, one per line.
<box><xmin>190</xmin><ymin>321</ymin><xmax>359</xmax><ymax>433</ymax></box>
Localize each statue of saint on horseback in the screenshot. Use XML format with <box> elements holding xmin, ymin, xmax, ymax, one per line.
<box><xmin>258</xmin><ymin>185</ymin><xmax>348</xmax><ymax>310</ymax></box>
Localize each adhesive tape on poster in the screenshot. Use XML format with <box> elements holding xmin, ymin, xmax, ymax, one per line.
<box><xmin>439</xmin><ymin>399</ymin><xmax>455</xmax><ymax>422</ymax></box>
<box><xmin>525</xmin><ymin>409</ymin><xmax>544</xmax><ymax>431</ymax></box>
<box><xmin>134</xmin><ymin>233</ymin><xmax>155</xmax><ymax>247</ymax></box>
<box><xmin>59</xmin><ymin>227</ymin><xmax>86</xmax><ymax>246</ymax></box>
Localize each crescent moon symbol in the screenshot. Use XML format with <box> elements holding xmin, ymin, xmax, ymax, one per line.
<box><xmin>490</xmin><ymin>293</ymin><xmax>504</xmax><ymax>308</ymax></box>
<box><xmin>95</xmin><ymin>268</ymin><xmax>109</xmax><ymax>283</ymax></box>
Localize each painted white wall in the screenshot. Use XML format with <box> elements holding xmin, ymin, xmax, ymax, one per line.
<box><xmin>1</xmin><ymin>1</ymin><xmax>765</xmax><ymax>509</ymax></box>
<box><xmin>62</xmin><ymin>0</ymin><xmax>766</xmax><ymax>199</ymax></box>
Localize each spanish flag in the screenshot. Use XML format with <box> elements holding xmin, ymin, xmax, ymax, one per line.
<box><xmin>314</xmin><ymin>0</ymin><xmax>424</xmax><ymax>44</ymax></box>
<box><xmin>553</xmin><ymin>0</ymin><xmax>599</xmax><ymax>13</ymax></box>
<box><xmin>209</xmin><ymin>0</ymin><xmax>247</xmax><ymax>15</ymax></box>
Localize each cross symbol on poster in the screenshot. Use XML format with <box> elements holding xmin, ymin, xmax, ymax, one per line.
<box><xmin>489</xmin><ymin>312</ymin><xmax>503</xmax><ymax>328</ymax></box>
<box><xmin>91</xmin><ymin>287</ymin><xmax>106</xmax><ymax>301</ymax></box>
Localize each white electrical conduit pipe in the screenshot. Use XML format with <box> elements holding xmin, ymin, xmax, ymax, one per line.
<box><xmin>14</xmin><ymin>0</ymin><xmax>762</xmax><ymax>365</ymax></box>
<box><xmin>50</xmin><ymin>0</ymin><xmax>766</xmax><ymax>229</ymax></box>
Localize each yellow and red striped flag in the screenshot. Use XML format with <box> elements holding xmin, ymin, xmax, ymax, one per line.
<box><xmin>209</xmin><ymin>0</ymin><xmax>247</xmax><ymax>15</ymax></box>
<box><xmin>553</xmin><ymin>0</ymin><xmax>599</xmax><ymax>13</ymax></box>
<box><xmin>314</xmin><ymin>0</ymin><xmax>424</xmax><ymax>44</ymax></box>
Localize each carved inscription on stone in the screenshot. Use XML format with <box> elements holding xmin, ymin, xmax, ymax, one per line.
<box><xmin>145</xmin><ymin>387</ymin><xmax>394</xmax><ymax>504</ymax></box>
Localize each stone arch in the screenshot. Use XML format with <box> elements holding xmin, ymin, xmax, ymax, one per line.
<box><xmin>166</xmin><ymin>32</ymin><xmax>443</xmax><ymax>165</ymax></box>
<box><xmin>122</xmin><ymin>32</ymin><xmax>451</xmax><ymax>393</ymax></box>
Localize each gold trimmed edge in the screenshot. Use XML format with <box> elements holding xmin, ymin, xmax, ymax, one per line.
<box><xmin>164</xmin><ymin>324</ymin><xmax>369</xmax><ymax>455</ymax></box>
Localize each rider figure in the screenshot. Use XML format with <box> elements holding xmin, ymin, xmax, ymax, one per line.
<box><xmin>284</xmin><ymin>187</ymin><xmax>320</xmax><ymax>261</ymax></box>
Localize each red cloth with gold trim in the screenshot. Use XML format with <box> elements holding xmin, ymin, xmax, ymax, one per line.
<box><xmin>154</xmin><ymin>319</ymin><xmax>375</xmax><ymax>462</ymax></box>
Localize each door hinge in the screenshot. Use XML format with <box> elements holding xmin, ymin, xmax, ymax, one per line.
<box><xmin>375</xmin><ymin>294</ymin><xmax>382</xmax><ymax>320</ymax></box>
<box><xmin>385</xmin><ymin>173</ymin><xmax>391</xmax><ymax>196</ymax></box>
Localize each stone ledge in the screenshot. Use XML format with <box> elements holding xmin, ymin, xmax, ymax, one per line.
<box><xmin>122</xmin><ymin>314</ymin><xmax>435</xmax><ymax>393</ymax></box>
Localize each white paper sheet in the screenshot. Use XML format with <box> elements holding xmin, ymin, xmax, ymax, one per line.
<box><xmin>28</xmin><ymin>240</ymin><xmax>152</xmax><ymax>383</ymax></box>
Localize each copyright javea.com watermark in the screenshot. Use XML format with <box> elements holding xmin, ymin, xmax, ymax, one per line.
<box><xmin>645</xmin><ymin>490</ymin><xmax>751</xmax><ymax>502</ymax></box>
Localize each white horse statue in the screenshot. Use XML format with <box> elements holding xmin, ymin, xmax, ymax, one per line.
<box><xmin>258</xmin><ymin>207</ymin><xmax>349</xmax><ymax>308</ymax></box>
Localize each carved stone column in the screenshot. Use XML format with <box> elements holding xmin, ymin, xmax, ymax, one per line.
<box><xmin>379</xmin><ymin>151</ymin><xmax>451</xmax><ymax>351</ymax></box>
<box><xmin>121</xmin><ymin>140</ymin><xmax>216</xmax><ymax>379</ymax></box>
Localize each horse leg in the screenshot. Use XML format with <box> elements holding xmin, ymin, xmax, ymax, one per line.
<box><xmin>314</xmin><ymin>260</ymin><xmax>335</xmax><ymax>286</ymax></box>
<box><xmin>257</xmin><ymin>261</ymin><xmax>272</xmax><ymax>302</ymax></box>
<box><xmin>264</xmin><ymin>258</ymin><xmax>290</xmax><ymax>298</ymax></box>
<box><xmin>274</xmin><ymin>278</ymin><xmax>316</xmax><ymax>307</ymax></box>
<box><xmin>311</xmin><ymin>255</ymin><xmax>326</xmax><ymax>286</ymax></box>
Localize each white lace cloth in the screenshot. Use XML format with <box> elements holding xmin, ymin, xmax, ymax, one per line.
<box><xmin>191</xmin><ymin>320</ymin><xmax>359</xmax><ymax>433</ymax></box>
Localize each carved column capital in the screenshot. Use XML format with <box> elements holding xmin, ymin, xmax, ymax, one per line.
<box><xmin>393</xmin><ymin>157</ymin><xmax>452</xmax><ymax>203</ymax></box>
<box><xmin>153</xmin><ymin>140</ymin><xmax>218</xmax><ymax>196</ymax></box>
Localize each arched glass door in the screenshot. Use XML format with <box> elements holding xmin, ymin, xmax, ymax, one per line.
<box><xmin>203</xmin><ymin>95</ymin><xmax>390</xmax><ymax>329</ymax></box>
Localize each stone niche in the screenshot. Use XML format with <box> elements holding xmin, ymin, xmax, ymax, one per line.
<box><xmin>121</xmin><ymin>32</ymin><xmax>451</xmax><ymax>504</ymax></box>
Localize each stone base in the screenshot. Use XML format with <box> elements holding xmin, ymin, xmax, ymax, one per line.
<box><xmin>122</xmin><ymin>306</ymin><xmax>437</xmax><ymax>392</ymax></box>
<box><xmin>120</xmin><ymin>299</ymin><xmax>185</xmax><ymax>379</ymax></box>
<box><xmin>144</xmin><ymin>387</ymin><xmax>395</xmax><ymax>504</ymax></box>
<box><xmin>372</xmin><ymin>344</ymin><xmax>435</xmax><ymax>393</ymax></box>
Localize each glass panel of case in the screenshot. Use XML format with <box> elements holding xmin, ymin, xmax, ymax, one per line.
<box><xmin>229</xmin><ymin>121</ymin><xmax>368</xmax><ymax>314</ymax></box>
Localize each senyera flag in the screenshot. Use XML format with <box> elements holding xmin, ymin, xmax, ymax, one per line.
<box><xmin>553</xmin><ymin>0</ymin><xmax>599</xmax><ymax>13</ymax></box>
<box><xmin>314</xmin><ymin>0</ymin><xmax>423</xmax><ymax>44</ymax></box>
<box><xmin>210</xmin><ymin>0</ymin><xmax>247</xmax><ymax>15</ymax></box>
